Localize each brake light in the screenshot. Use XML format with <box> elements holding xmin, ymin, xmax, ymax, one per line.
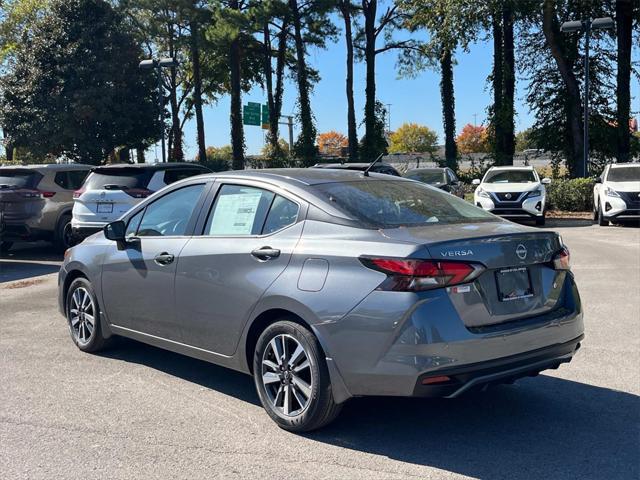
<box><xmin>552</xmin><ymin>247</ymin><xmax>570</xmax><ymax>270</ymax></box>
<box><xmin>124</xmin><ymin>188</ymin><xmax>153</xmax><ymax>199</ymax></box>
<box><xmin>39</xmin><ymin>190</ymin><xmax>56</xmax><ymax>198</ymax></box>
<box><xmin>16</xmin><ymin>189</ymin><xmax>54</xmax><ymax>198</ymax></box>
<box><xmin>73</xmin><ymin>189</ymin><xmax>85</xmax><ymax>199</ymax></box>
<box><xmin>360</xmin><ymin>257</ymin><xmax>484</xmax><ymax>292</ymax></box>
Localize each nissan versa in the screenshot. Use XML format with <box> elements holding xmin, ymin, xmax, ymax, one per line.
<box><xmin>58</xmin><ymin>169</ymin><xmax>584</xmax><ymax>431</ymax></box>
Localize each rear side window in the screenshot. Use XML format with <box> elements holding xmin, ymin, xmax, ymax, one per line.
<box><xmin>205</xmin><ymin>185</ymin><xmax>274</xmax><ymax>236</ymax></box>
<box><xmin>163</xmin><ymin>168</ymin><xmax>206</xmax><ymax>185</ymax></box>
<box><xmin>54</xmin><ymin>170</ymin><xmax>89</xmax><ymax>190</ymax></box>
<box><xmin>262</xmin><ymin>196</ymin><xmax>299</xmax><ymax>234</ymax></box>
<box><xmin>314</xmin><ymin>180</ymin><xmax>496</xmax><ymax>228</ymax></box>
<box><xmin>0</xmin><ymin>169</ymin><xmax>41</xmax><ymax>189</ymax></box>
<box><xmin>83</xmin><ymin>168</ymin><xmax>151</xmax><ymax>190</ymax></box>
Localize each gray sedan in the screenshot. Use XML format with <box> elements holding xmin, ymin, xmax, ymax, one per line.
<box><xmin>58</xmin><ymin>169</ymin><xmax>584</xmax><ymax>431</ymax></box>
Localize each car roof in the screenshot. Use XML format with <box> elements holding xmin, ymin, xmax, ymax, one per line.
<box><xmin>0</xmin><ymin>163</ymin><xmax>92</xmax><ymax>171</ymax></box>
<box><xmin>406</xmin><ymin>167</ymin><xmax>446</xmax><ymax>173</ymax></box>
<box><xmin>609</xmin><ymin>163</ymin><xmax>639</xmax><ymax>168</ymax></box>
<box><xmin>91</xmin><ymin>162</ymin><xmax>209</xmax><ymax>172</ymax></box>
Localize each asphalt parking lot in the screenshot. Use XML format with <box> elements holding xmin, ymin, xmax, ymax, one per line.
<box><xmin>1</xmin><ymin>221</ymin><xmax>639</xmax><ymax>480</ymax></box>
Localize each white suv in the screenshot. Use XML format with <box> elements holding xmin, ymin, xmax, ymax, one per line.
<box><xmin>473</xmin><ymin>166</ymin><xmax>550</xmax><ymax>226</ymax></box>
<box><xmin>72</xmin><ymin>163</ymin><xmax>210</xmax><ymax>240</ymax></box>
<box><xmin>593</xmin><ymin>163</ymin><xmax>640</xmax><ymax>226</ymax></box>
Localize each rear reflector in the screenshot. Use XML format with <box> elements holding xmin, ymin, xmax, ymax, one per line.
<box><xmin>552</xmin><ymin>247</ymin><xmax>570</xmax><ymax>270</ymax></box>
<box><xmin>422</xmin><ymin>375</ymin><xmax>452</xmax><ymax>385</ymax></box>
<box><xmin>360</xmin><ymin>257</ymin><xmax>484</xmax><ymax>292</ymax></box>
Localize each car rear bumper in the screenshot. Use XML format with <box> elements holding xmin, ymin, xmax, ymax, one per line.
<box><xmin>320</xmin><ymin>273</ymin><xmax>583</xmax><ymax>399</ymax></box>
<box><xmin>0</xmin><ymin>220</ymin><xmax>51</xmax><ymax>242</ymax></box>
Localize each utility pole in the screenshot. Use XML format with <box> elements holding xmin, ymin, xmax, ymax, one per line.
<box><xmin>279</xmin><ymin>115</ymin><xmax>295</xmax><ymax>156</ymax></box>
<box><xmin>386</xmin><ymin>103</ymin><xmax>392</xmax><ymax>134</ymax></box>
<box><xmin>473</xmin><ymin>113</ymin><xmax>478</xmax><ymax>127</ymax></box>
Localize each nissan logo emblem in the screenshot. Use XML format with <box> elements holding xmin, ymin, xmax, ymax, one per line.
<box><xmin>516</xmin><ymin>244</ymin><xmax>527</xmax><ymax>260</ymax></box>
<box><xmin>505</xmin><ymin>193</ymin><xmax>512</xmax><ymax>199</ymax></box>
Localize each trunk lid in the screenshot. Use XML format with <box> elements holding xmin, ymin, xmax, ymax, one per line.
<box><xmin>381</xmin><ymin>222</ymin><xmax>566</xmax><ymax>327</ymax></box>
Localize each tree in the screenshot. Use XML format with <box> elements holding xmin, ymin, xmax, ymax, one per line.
<box><xmin>188</xmin><ymin>0</ymin><xmax>209</xmax><ymax>166</ymax></box>
<box><xmin>388</xmin><ymin>122</ymin><xmax>437</xmax><ymax>154</ymax></box>
<box><xmin>0</xmin><ymin>0</ymin><xmax>160</xmax><ymax>164</ymax></box>
<box><xmin>338</xmin><ymin>0</ymin><xmax>358</xmax><ymax>161</ymax></box>
<box><xmin>515</xmin><ymin>128</ymin><xmax>535</xmax><ymax>153</ymax></box>
<box><xmin>457</xmin><ymin>124</ymin><xmax>490</xmax><ymax>154</ymax></box>
<box><xmin>398</xmin><ymin>0</ymin><xmax>481</xmax><ymax>170</ymax></box>
<box><xmin>317</xmin><ymin>131</ymin><xmax>348</xmax><ymax>156</ymax></box>
<box><xmin>615</xmin><ymin>0</ymin><xmax>634</xmax><ymax>163</ymax></box>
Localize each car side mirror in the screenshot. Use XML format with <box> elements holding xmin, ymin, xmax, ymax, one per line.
<box><xmin>104</xmin><ymin>220</ymin><xmax>127</xmax><ymax>248</ymax></box>
<box><xmin>472</xmin><ymin>179</ymin><xmax>481</xmax><ymax>185</ymax></box>
<box><xmin>541</xmin><ymin>177</ymin><xmax>552</xmax><ymax>185</ymax></box>
<box><xmin>451</xmin><ymin>180</ymin><xmax>459</xmax><ymax>185</ymax></box>
<box><xmin>595</xmin><ymin>177</ymin><xmax>602</xmax><ymax>184</ymax></box>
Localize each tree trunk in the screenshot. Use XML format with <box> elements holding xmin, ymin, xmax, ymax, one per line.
<box><xmin>229</xmin><ymin>1</ymin><xmax>244</xmax><ymax>170</ymax></box>
<box><xmin>289</xmin><ymin>0</ymin><xmax>316</xmax><ymax>166</ymax></box>
<box><xmin>542</xmin><ymin>0</ymin><xmax>584</xmax><ymax>177</ymax></box>
<box><xmin>167</xmin><ymin>22</ymin><xmax>183</xmax><ymax>162</ymax></box>
<box><xmin>492</xmin><ymin>12</ymin><xmax>505</xmax><ymax>166</ymax></box>
<box><xmin>440</xmin><ymin>47</ymin><xmax>457</xmax><ymax>170</ymax></box>
<box><xmin>362</xmin><ymin>0</ymin><xmax>377</xmax><ymax>160</ymax></box>
<box><xmin>136</xmin><ymin>147</ymin><xmax>146</xmax><ymax>164</ymax></box>
<box><xmin>190</xmin><ymin>15</ymin><xmax>207</xmax><ymax>164</ymax></box>
<box><xmin>263</xmin><ymin>21</ymin><xmax>282</xmax><ymax>161</ymax></box>
<box><xmin>340</xmin><ymin>1</ymin><xmax>358</xmax><ymax>162</ymax></box>
<box><xmin>616</xmin><ymin>0</ymin><xmax>632</xmax><ymax>164</ymax></box>
<box><xmin>502</xmin><ymin>3</ymin><xmax>515</xmax><ymax>165</ymax></box>
<box><xmin>3</xmin><ymin>128</ymin><xmax>13</xmax><ymax>162</ymax></box>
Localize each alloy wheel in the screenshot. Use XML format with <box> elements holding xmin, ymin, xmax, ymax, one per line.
<box><xmin>69</xmin><ymin>287</ymin><xmax>95</xmax><ymax>346</ymax></box>
<box><xmin>261</xmin><ymin>334</ymin><xmax>313</xmax><ymax>416</ymax></box>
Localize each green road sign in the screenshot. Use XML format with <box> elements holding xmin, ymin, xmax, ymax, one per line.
<box><xmin>243</xmin><ymin>102</ymin><xmax>261</xmax><ymax>126</ymax></box>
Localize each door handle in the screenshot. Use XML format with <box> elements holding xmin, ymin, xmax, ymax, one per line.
<box><xmin>154</xmin><ymin>252</ymin><xmax>175</xmax><ymax>265</ymax></box>
<box><xmin>251</xmin><ymin>247</ymin><xmax>281</xmax><ymax>260</ymax></box>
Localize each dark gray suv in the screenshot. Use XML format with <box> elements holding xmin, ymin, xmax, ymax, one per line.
<box><xmin>0</xmin><ymin>163</ymin><xmax>91</xmax><ymax>252</ymax></box>
<box><xmin>58</xmin><ymin>169</ymin><xmax>584</xmax><ymax>431</ymax></box>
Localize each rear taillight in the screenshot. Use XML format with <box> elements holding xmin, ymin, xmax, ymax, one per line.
<box><xmin>124</xmin><ymin>188</ymin><xmax>153</xmax><ymax>198</ymax></box>
<box><xmin>16</xmin><ymin>189</ymin><xmax>54</xmax><ymax>198</ymax></box>
<box><xmin>360</xmin><ymin>257</ymin><xmax>484</xmax><ymax>292</ymax></box>
<box><xmin>73</xmin><ymin>189</ymin><xmax>85</xmax><ymax>199</ymax></box>
<box><xmin>39</xmin><ymin>190</ymin><xmax>55</xmax><ymax>198</ymax></box>
<box><xmin>552</xmin><ymin>247</ymin><xmax>570</xmax><ymax>270</ymax></box>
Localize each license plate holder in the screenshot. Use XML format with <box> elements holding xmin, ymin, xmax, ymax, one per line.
<box><xmin>495</xmin><ymin>267</ymin><xmax>533</xmax><ymax>302</ymax></box>
<box><xmin>97</xmin><ymin>202</ymin><xmax>113</xmax><ymax>213</ymax></box>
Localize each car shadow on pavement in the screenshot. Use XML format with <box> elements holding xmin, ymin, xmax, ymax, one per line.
<box><xmin>100</xmin><ymin>338</ymin><xmax>260</xmax><ymax>406</ymax></box>
<box><xmin>0</xmin><ymin>261</ymin><xmax>60</xmax><ymax>283</ymax></box>
<box><xmin>309</xmin><ymin>376</ymin><xmax>639</xmax><ymax>479</ymax></box>
<box><xmin>101</xmin><ymin>338</ymin><xmax>638</xmax><ymax>479</ymax></box>
<box><xmin>0</xmin><ymin>243</ymin><xmax>62</xmax><ymax>283</ymax></box>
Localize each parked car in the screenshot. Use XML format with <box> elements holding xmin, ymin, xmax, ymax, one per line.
<box><xmin>0</xmin><ymin>163</ymin><xmax>91</xmax><ymax>252</ymax></box>
<box><xmin>72</xmin><ymin>162</ymin><xmax>210</xmax><ymax>241</ymax></box>
<box><xmin>311</xmin><ymin>162</ymin><xmax>400</xmax><ymax>176</ymax></box>
<box><xmin>405</xmin><ymin>167</ymin><xmax>465</xmax><ymax>197</ymax></box>
<box><xmin>59</xmin><ymin>169</ymin><xmax>583</xmax><ymax>431</ymax></box>
<box><xmin>592</xmin><ymin>163</ymin><xmax>640</xmax><ymax>226</ymax></box>
<box><xmin>473</xmin><ymin>166</ymin><xmax>550</xmax><ymax>226</ymax></box>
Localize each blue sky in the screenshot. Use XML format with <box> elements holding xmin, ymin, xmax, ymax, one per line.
<box><xmin>174</xmin><ymin>27</ymin><xmax>639</xmax><ymax>161</ymax></box>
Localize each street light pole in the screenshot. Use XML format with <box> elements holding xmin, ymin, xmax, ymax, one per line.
<box><xmin>139</xmin><ymin>57</ymin><xmax>178</xmax><ymax>163</ymax></box>
<box><xmin>560</xmin><ymin>16</ymin><xmax>614</xmax><ymax>177</ymax></box>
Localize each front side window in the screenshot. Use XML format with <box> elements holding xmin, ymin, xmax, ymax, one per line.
<box><xmin>483</xmin><ymin>170</ymin><xmax>537</xmax><ymax>184</ymax></box>
<box><xmin>314</xmin><ymin>180</ymin><xmax>496</xmax><ymax>228</ymax></box>
<box><xmin>136</xmin><ymin>184</ymin><xmax>204</xmax><ymax>237</ymax></box>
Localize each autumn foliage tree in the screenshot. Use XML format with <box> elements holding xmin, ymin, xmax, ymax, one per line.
<box><xmin>317</xmin><ymin>130</ymin><xmax>348</xmax><ymax>156</ymax></box>
<box><xmin>388</xmin><ymin>123</ymin><xmax>438</xmax><ymax>154</ymax></box>
<box><xmin>457</xmin><ymin>124</ymin><xmax>490</xmax><ymax>154</ymax></box>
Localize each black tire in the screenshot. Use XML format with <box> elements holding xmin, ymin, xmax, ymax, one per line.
<box><xmin>65</xmin><ymin>277</ymin><xmax>110</xmax><ymax>353</ymax></box>
<box><xmin>597</xmin><ymin>204</ymin><xmax>609</xmax><ymax>226</ymax></box>
<box><xmin>535</xmin><ymin>215</ymin><xmax>545</xmax><ymax>226</ymax></box>
<box><xmin>253</xmin><ymin>320</ymin><xmax>342</xmax><ymax>432</ymax></box>
<box><xmin>54</xmin><ymin>214</ymin><xmax>75</xmax><ymax>251</ymax></box>
<box><xmin>0</xmin><ymin>241</ymin><xmax>13</xmax><ymax>253</ymax></box>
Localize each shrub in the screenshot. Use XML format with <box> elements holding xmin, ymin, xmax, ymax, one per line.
<box><xmin>546</xmin><ymin>178</ymin><xmax>594</xmax><ymax>212</ymax></box>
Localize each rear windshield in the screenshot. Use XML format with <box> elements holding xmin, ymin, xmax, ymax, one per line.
<box><xmin>607</xmin><ymin>166</ymin><xmax>640</xmax><ymax>182</ymax></box>
<box><xmin>83</xmin><ymin>168</ymin><xmax>151</xmax><ymax>190</ymax></box>
<box><xmin>484</xmin><ymin>170</ymin><xmax>537</xmax><ymax>184</ymax></box>
<box><xmin>0</xmin><ymin>169</ymin><xmax>41</xmax><ymax>189</ymax></box>
<box><xmin>406</xmin><ymin>170</ymin><xmax>445</xmax><ymax>185</ymax></box>
<box><xmin>314</xmin><ymin>180</ymin><xmax>497</xmax><ymax>228</ymax></box>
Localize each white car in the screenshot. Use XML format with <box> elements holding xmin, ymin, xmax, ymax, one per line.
<box><xmin>473</xmin><ymin>166</ymin><xmax>550</xmax><ymax>226</ymax></box>
<box><xmin>593</xmin><ymin>163</ymin><xmax>640</xmax><ymax>226</ymax></box>
<box><xmin>72</xmin><ymin>163</ymin><xmax>210</xmax><ymax>241</ymax></box>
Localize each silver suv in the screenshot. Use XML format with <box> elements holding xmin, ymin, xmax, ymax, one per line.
<box><xmin>0</xmin><ymin>163</ymin><xmax>91</xmax><ymax>252</ymax></box>
<box><xmin>72</xmin><ymin>163</ymin><xmax>210</xmax><ymax>241</ymax></box>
